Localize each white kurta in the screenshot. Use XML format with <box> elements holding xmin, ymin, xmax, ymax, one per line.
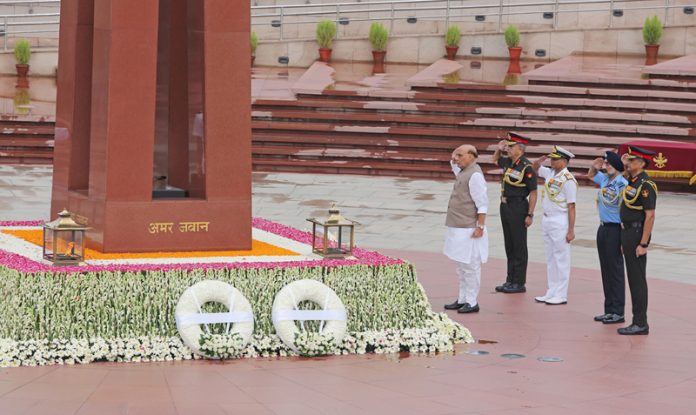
<box><xmin>443</xmin><ymin>167</ymin><xmax>489</xmax><ymax>306</ymax></box>
<box><xmin>443</xmin><ymin>171</ymin><xmax>489</xmax><ymax>264</ymax></box>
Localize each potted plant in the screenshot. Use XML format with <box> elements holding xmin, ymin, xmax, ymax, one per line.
<box><xmin>368</xmin><ymin>22</ymin><xmax>389</xmax><ymax>65</ymax></box>
<box><xmin>504</xmin><ymin>25</ymin><xmax>521</xmax><ymax>62</ymax></box>
<box><xmin>14</xmin><ymin>39</ymin><xmax>31</xmax><ymax>77</ymax></box>
<box><xmin>643</xmin><ymin>15</ymin><xmax>663</xmax><ymax>65</ymax></box>
<box><xmin>316</xmin><ymin>20</ymin><xmax>337</xmax><ymax>63</ymax></box>
<box><xmin>444</xmin><ymin>25</ymin><xmax>461</xmax><ymax>60</ymax></box>
<box><xmin>250</xmin><ymin>31</ymin><xmax>258</xmax><ymax>66</ymax></box>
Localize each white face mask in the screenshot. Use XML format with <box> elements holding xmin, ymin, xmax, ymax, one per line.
<box><xmin>450</xmin><ymin>160</ymin><xmax>461</xmax><ymax>175</ymax></box>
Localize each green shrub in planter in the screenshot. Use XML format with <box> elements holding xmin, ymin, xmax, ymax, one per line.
<box><xmin>445</xmin><ymin>25</ymin><xmax>461</xmax><ymax>47</ymax></box>
<box><xmin>14</xmin><ymin>39</ymin><xmax>31</xmax><ymax>65</ymax></box>
<box><xmin>368</xmin><ymin>22</ymin><xmax>389</xmax><ymax>51</ymax></box>
<box><xmin>316</xmin><ymin>20</ymin><xmax>337</xmax><ymax>49</ymax></box>
<box><xmin>250</xmin><ymin>31</ymin><xmax>258</xmax><ymax>55</ymax></box>
<box><xmin>642</xmin><ymin>16</ymin><xmax>663</xmax><ymax>45</ymax></box>
<box><xmin>504</xmin><ymin>25</ymin><xmax>520</xmax><ymax>48</ymax></box>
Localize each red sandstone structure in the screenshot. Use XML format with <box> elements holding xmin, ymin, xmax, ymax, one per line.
<box><xmin>51</xmin><ymin>0</ymin><xmax>251</xmax><ymax>252</ymax></box>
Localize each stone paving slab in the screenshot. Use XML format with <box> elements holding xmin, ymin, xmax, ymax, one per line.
<box><xmin>1</xmin><ymin>252</ymin><xmax>695</xmax><ymax>415</ymax></box>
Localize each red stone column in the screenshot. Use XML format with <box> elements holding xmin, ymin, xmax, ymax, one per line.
<box><xmin>52</xmin><ymin>0</ymin><xmax>252</xmax><ymax>252</ymax></box>
<box><xmin>51</xmin><ymin>0</ymin><xmax>94</xmax><ymax>216</ymax></box>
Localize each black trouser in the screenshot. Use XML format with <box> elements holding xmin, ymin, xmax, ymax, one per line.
<box><xmin>597</xmin><ymin>224</ymin><xmax>625</xmax><ymax>315</ymax></box>
<box><xmin>621</xmin><ymin>223</ymin><xmax>649</xmax><ymax>327</ymax></box>
<box><xmin>500</xmin><ymin>198</ymin><xmax>528</xmax><ymax>285</ymax></box>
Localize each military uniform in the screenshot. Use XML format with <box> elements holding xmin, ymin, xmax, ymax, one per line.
<box><xmin>535</xmin><ymin>146</ymin><xmax>577</xmax><ymax>305</ymax></box>
<box><xmin>619</xmin><ymin>146</ymin><xmax>657</xmax><ymax>335</ymax></box>
<box><xmin>593</xmin><ymin>151</ymin><xmax>628</xmax><ymax>324</ymax></box>
<box><xmin>496</xmin><ymin>133</ymin><xmax>537</xmax><ymax>293</ymax></box>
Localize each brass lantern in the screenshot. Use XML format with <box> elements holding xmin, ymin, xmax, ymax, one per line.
<box><xmin>43</xmin><ymin>209</ymin><xmax>89</xmax><ymax>265</ymax></box>
<box><xmin>307</xmin><ymin>205</ymin><xmax>356</xmax><ymax>258</ymax></box>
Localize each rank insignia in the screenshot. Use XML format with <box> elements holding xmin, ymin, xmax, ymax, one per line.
<box><xmin>526</xmin><ymin>173</ymin><xmax>533</xmax><ymax>178</ymax></box>
<box><xmin>641</xmin><ymin>189</ymin><xmax>649</xmax><ymax>198</ymax></box>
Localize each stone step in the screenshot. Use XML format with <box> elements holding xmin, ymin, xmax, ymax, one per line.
<box><xmin>252</xmin><ymin>104</ymin><xmax>696</xmax><ymax>126</ymax></box>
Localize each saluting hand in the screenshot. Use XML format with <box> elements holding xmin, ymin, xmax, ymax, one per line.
<box><xmin>591</xmin><ymin>157</ymin><xmax>604</xmax><ymax>170</ymax></box>
<box><xmin>533</xmin><ymin>155</ymin><xmax>547</xmax><ymax>171</ymax></box>
<box><xmin>497</xmin><ymin>140</ymin><xmax>508</xmax><ymax>152</ymax></box>
<box><xmin>636</xmin><ymin>245</ymin><xmax>648</xmax><ymax>257</ymax></box>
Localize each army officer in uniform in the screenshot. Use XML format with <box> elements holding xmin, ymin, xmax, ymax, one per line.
<box><xmin>492</xmin><ymin>132</ymin><xmax>538</xmax><ymax>294</ymax></box>
<box><xmin>618</xmin><ymin>146</ymin><xmax>658</xmax><ymax>335</ymax></box>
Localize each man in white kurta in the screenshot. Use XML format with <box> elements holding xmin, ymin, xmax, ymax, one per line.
<box><xmin>533</xmin><ymin>146</ymin><xmax>577</xmax><ymax>305</ymax></box>
<box><xmin>443</xmin><ymin>145</ymin><xmax>489</xmax><ymax>314</ymax></box>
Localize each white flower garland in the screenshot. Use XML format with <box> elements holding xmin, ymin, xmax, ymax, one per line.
<box><xmin>0</xmin><ymin>312</ymin><xmax>473</xmax><ymax>367</ymax></box>
<box><xmin>199</xmin><ymin>333</ymin><xmax>246</xmax><ymax>359</ymax></box>
<box><xmin>294</xmin><ymin>332</ymin><xmax>336</xmax><ymax>357</ymax></box>
<box><xmin>272</xmin><ymin>279</ymin><xmax>347</xmax><ymax>351</ymax></box>
<box><xmin>175</xmin><ymin>280</ymin><xmax>254</xmax><ymax>355</ymax></box>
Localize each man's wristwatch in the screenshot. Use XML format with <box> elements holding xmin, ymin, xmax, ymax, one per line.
<box><xmin>476</xmin><ymin>224</ymin><xmax>485</xmax><ymax>230</ymax></box>
<box><xmin>526</xmin><ymin>213</ymin><xmax>534</xmax><ymax>218</ymax></box>
<box><xmin>639</xmin><ymin>243</ymin><xmax>649</xmax><ymax>248</ymax></box>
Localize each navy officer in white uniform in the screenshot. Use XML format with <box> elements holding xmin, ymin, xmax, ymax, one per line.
<box><xmin>443</xmin><ymin>144</ymin><xmax>489</xmax><ymax>314</ymax></box>
<box><xmin>532</xmin><ymin>146</ymin><xmax>577</xmax><ymax>305</ymax></box>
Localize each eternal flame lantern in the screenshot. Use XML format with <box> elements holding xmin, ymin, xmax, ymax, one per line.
<box><xmin>307</xmin><ymin>205</ymin><xmax>357</xmax><ymax>258</ymax></box>
<box><xmin>43</xmin><ymin>209</ymin><xmax>89</xmax><ymax>265</ymax></box>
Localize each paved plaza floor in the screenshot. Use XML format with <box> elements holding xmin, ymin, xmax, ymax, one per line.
<box><xmin>1</xmin><ymin>166</ymin><xmax>695</xmax><ymax>414</ymax></box>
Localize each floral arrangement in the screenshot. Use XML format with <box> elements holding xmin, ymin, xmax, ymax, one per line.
<box><xmin>0</xmin><ymin>314</ymin><xmax>472</xmax><ymax>367</ymax></box>
<box><xmin>294</xmin><ymin>332</ymin><xmax>336</xmax><ymax>357</ymax></box>
<box><xmin>0</xmin><ymin>219</ymin><xmax>473</xmax><ymax>367</ymax></box>
<box><xmin>198</xmin><ymin>333</ymin><xmax>246</xmax><ymax>359</ymax></box>
<box><xmin>0</xmin><ymin>264</ymin><xmax>431</xmax><ymax>339</ymax></box>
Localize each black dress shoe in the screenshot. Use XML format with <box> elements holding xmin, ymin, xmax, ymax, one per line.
<box><xmin>502</xmin><ymin>283</ymin><xmax>526</xmax><ymax>294</ymax></box>
<box><xmin>617</xmin><ymin>324</ymin><xmax>649</xmax><ymax>335</ymax></box>
<box><xmin>495</xmin><ymin>282</ymin><xmax>512</xmax><ymax>292</ymax></box>
<box><xmin>602</xmin><ymin>314</ymin><xmax>625</xmax><ymax>324</ymax></box>
<box><xmin>457</xmin><ymin>303</ymin><xmax>480</xmax><ymax>313</ymax></box>
<box><xmin>444</xmin><ymin>301</ymin><xmax>465</xmax><ymax>310</ymax></box>
<box><xmin>594</xmin><ymin>313</ymin><xmax>611</xmax><ymax>322</ymax></box>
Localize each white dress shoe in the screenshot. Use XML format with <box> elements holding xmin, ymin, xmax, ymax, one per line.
<box><xmin>545</xmin><ymin>297</ymin><xmax>568</xmax><ymax>305</ymax></box>
<box><xmin>534</xmin><ymin>295</ymin><xmax>548</xmax><ymax>303</ymax></box>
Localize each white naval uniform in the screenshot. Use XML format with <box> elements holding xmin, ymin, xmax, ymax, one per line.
<box><xmin>538</xmin><ymin>166</ymin><xmax>577</xmax><ymax>302</ymax></box>
<box><xmin>444</xmin><ymin>164</ymin><xmax>489</xmax><ymax>307</ymax></box>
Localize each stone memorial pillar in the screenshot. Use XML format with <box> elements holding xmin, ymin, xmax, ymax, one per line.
<box><xmin>52</xmin><ymin>0</ymin><xmax>251</xmax><ymax>252</ymax></box>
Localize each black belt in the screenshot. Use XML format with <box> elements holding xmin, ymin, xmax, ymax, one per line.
<box><xmin>622</xmin><ymin>221</ymin><xmax>643</xmax><ymax>228</ymax></box>
<box><xmin>501</xmin><ymin>196</ymin><xmax>527</xmax><ymax>203</ymax></box>
<box><xmin>600</xmin><ymin>222</ymin><xmax>621</xmax><ymax>227</ymax></box>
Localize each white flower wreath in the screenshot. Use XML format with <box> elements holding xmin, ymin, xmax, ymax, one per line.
<box><xmin>175</xmin><ymin>280</ymin><xmax>254</xmax><ymax>355</ymax></box>
<box><xmin>271</xmin><ymin>279</ymin><xmax>347</xmax><ymax>351</ymax></box>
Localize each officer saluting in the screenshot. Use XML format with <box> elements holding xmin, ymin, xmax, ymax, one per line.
<box><xmin>618</xmin><ymin>146</ymin><xmax>658</xmax><ymax>335</ymax></box>
<box><xmin>588</xmin><ymin>151</ymin><xmax>628</xmax><ymax>324</ymax></box>
<box><xmin>493</xmin><ymin>132</ymin><xmax>538</xmax><ymax>294</ymax></box>
<box><xmin>532</xmin><ymin>146</ymin><xmax>577</xmax><ymax>305</ymax></box>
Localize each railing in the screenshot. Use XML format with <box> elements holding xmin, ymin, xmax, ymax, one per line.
<box><xmin>0</xmin><ymin>0</ymin><xmax>694</xmax><ymax>47</ymax></box>
<box><xmin>0</xmin><ymin>0</ymin><xmax>60</xmax><ymax>50</ymax></box>
<box><xmin>252</xmin><ymin>0</ymin><xmax>696</xmax><ymax>40</ymax></box>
